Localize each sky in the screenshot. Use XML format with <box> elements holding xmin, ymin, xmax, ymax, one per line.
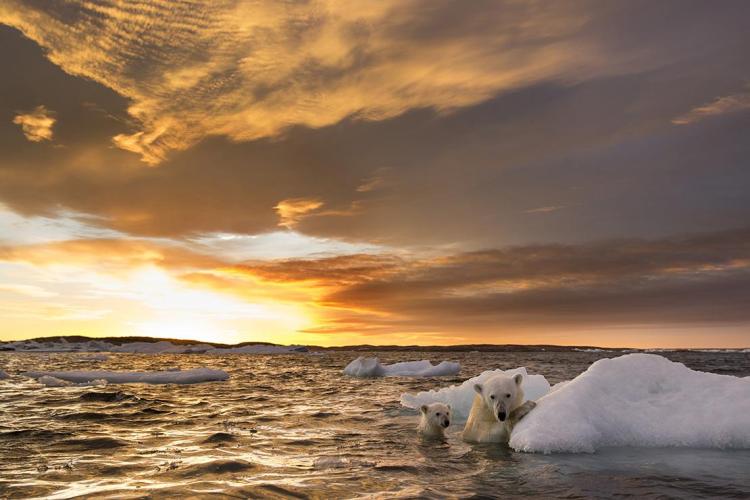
<box><xmin>0</xmin><ymin>0</ymin><xmax>749</xmax><ymax>347</ymax></box>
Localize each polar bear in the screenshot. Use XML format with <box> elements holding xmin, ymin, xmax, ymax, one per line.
<box><xmin>418</xmin><ymin>402</ymin><xmax>452</xmax><ymax>439</ymax></box>
<box><xmin>462</xmin><ymin>373</ymin><xmax>536</xmax><ymax>444</ymax></box>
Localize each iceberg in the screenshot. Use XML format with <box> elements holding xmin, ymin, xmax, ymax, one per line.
<box><xmin>400</xmin><ymin>367</ymin><xmax>550</xmax><ymax>420</ymax></box>
<box><xmin>510</xmin><ymin>354</ymin><xmax>750</xmax><ymax>453</ymax></box>
<box><xmin>343</xmin><ymin>357</ymin><xmax>460</xmax><ymax>378</ymax></box>
<box><xmin>24</xmin><ymin>367</ymin><xmax>229</xmax><ymax>385</ymax></box>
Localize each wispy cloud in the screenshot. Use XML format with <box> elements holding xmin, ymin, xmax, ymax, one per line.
<box><xmin>672</xmin><ymin>88</ymin><xmax>750</xmax><ymax>125</ymax></box>
<box><xmin>0</xmin><ymin>283</ymin><xmax>57</xmax><ymax>298</ymax></box>
<box><xmin>12</xmin><ymin>105</ymin><xmax>55</xmax><ymax>142</ymax></box>
<box><xmin>0</xmin><ymin>1</ymin><xmax>632</xmax><ymax>164</ymax></box>
<box><xmin>524</xmin><ymin>205</ymin><xmax>566</xmax><ymax>214</ymax></box>
<box><xmin>274</xmin><ymin>198</ymin><xmax>324</xmax><ymax>229</ymax></box>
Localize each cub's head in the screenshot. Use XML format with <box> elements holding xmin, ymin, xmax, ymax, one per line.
<box><xmin>474</xmin><ymin>373</ymin><xmax>524</xmax><ymax>422</ymax></box>
<box><xmin>420</xmin><ymin>402</ymin><xmax>451</xmax><ymax>429</ymax></box>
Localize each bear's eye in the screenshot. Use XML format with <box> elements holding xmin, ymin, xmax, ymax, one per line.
<box><xmin>505</xmin><ymin>393</ymin><xmax>511</xmax><ymax>398</ymax></box>
<box><xmin>436</xmin><ymin>412</ymin><xmax>441</xmax><ymax>416</ymax></box>
<box><xmin>489</xmin><ymin>395</ymin><xmax>495</xmax><ymax>400</ymax></box>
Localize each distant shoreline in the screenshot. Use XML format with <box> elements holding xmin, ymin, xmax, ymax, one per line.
<box><xmin>0</xmin><ymin>335</ymin><xmax>747</xmax><ymax>353</ymax></box>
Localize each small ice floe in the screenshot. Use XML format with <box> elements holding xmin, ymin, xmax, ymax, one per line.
<box><xmin>510</xmin><ymin>353</ymin><xmax>750</xmax><ymax>453</ymax></box>
<box><xmin>400</xmin><ymin>367</ymin><xmax>550</xmax><ymax>421</ymax></box>
<box><xmin>24</xmin><ymin>368</ymin><xmax>229</xmax><ymax>385</ymax></box>
<box><xmin>37</xmin><ymin>375</ymin><xmax>107</xmax><ymax>388</ymax></box>
<box><xmin>343</xmin><ymin>357</ymin><xmax>460</xmax><ymax>378</ymax></box>
<box><xmin>0</xmin><ymin>370</ymin><xmax>9</xmax><ymax>380</ymax></box>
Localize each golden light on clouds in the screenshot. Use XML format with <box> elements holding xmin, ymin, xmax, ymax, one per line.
<box><xmin>0</xmin><ymin>0</ymin><xmax>615</xmax><ymax>165</ymax></box>
<box><xmin>1</xmin><ymin>2</ymin><xmax>749</xmax><ymax>348</ymax></box>
<box><xmin>672</xmin><ymin>87</ymin><xmax>750</xmax><ymax>125</ymax></box>
<box><xmin>275</xmin><ymin>198</ymin><xmax>325</xmax><ymax>230</ymax></box>
<box><xmin>12</xmin><ymin>105</ymin><xmax>55</xmax><ymax>142</ymax></box>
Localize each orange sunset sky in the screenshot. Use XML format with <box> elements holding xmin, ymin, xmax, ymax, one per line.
<box><xmin>1</xmin><ymin>1</ymin><xmax>749</xmax><ymax>348</ymax></box>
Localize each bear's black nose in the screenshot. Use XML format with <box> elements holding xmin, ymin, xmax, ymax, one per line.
<box><xmin>442</xmin><ymin>420</ymin><xmax>450</xmax><ymax>428</ymax></box>
<box><xmin>498</xmin><ymin>411</ymin><xmax>507</xmax><ymax>421</ymax></box>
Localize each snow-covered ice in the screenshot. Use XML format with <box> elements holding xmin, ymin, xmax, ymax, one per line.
<box><xmin>38</xmin><ymin>375</ymin><xmax>108</xmax><ymax>387</ymax></box>
<box><xmin>510</xmin><ymin>354</ymin><xmax>750</xmax><ymax>453</ymax></box>
<box><xmin>24</xmin><ymin>368</ymin><xmax>229</xmax><ymax>385</ymax></box>
<box><xmin>343</xmin><ymin>357</ymin><xmax>460</xmax><ymax>378</ymax></box>
<box><xmin>400</xmin><ymin>367</ymin><xmax>550</xmax><ymax>420</ymax></box>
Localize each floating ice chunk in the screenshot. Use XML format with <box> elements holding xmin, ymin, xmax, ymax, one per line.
<box><xmin>400</xmin><ymin>367</ymin><xmax>549</xmax><ymax>420</ymax></box>
<box><xmin>37</xmin><ymin>375</ymin><xmax>108</xmax><ymax>387</ymax></box>
<box><xmin>24</xmin><ymin>368</ymin><xmax>229</xmax><ymax>385</ymax></box>
<box><xmin>0</xmin><ymin>370</ymin><xmax>9</xmax><ymax>380</ymax></box>
<box><xmin>510</xmin><ymin>354</ymin><xmax>750</xmax><ymax>453</ymax></box>
<box><xmin>343</xmin><ymin>357</ymin><xmax>460</xmax><ymax>378</ymax></box>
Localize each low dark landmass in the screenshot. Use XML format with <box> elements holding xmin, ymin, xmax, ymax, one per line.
<box><xmin>0</xmin><ymin>335</ymin><xmax>746</xmax><ymax>353</ymax></box>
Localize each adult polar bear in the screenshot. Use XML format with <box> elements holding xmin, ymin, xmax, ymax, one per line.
<box><xmin>462</xmin><ymin>373</ymin><xmax>536</xmax><ymax>443</ymax></box>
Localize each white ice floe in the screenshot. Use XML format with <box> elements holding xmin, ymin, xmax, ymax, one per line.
<box><xmin>0</xmin><ymin>370</ymin><xmax>9</xmax><ymax>380</ymax></box>
<box><xmin>509</xmin><ymin>354</ymin><xmax>750</xmax><ymax>453</ymax></box>
<box><xmin>37</xmin><ymin>375</ymin><xmax>108</xmax><ymax>387</ymax></box>
<box><xmin>400</xmin><ymin>367</ymin><xmax>550</xmax><ymax>420</ymax></box>
<box><xmin>24</xmin><ymin>368</ymin><xmax>229</xmax><ymax>385</ymax></box>
<box><xmin>343</xmin><ymin>357</ymin><xmax>460</xmax><ymax>378</ymax></box>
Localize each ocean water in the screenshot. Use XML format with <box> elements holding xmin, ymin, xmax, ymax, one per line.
<box><xmin>1</xmin><ymin>350</ymin><xmax>749</xmax><ymax>499</ymax></box>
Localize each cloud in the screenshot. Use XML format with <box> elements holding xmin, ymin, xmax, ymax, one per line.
<box><xmin>242</xmin><ymin>226</ymin><xmax>750</xmax><ymax>336</ymax></box>
<box><xmin>0</xmin><ymin>283</ymin><xmax>57</xmax><ymax>298</ymax></box>
<box><xmin>12</xmin><ymin>105</ymin><xmax>55</xmax><ymax>142</ymax></box>
<box><xmin>673</xmin><ymin>88</ymin><xmax>750</xmax><ymax>125</ymax></box>
<box><xmin>0</xmin><ymin>0</ymin><xmax>664</xmax><ymax>164</ymax></box>
<box><xmin>1</xmin><ymin>225</ymin><xmax>749</xmax><ymax>344</ymax></box>
<box><xmin>524</xmin><ymin>205</ymin><xmax>566</xmax><ymax>214</ymax></box>
<box><xmin>275</xmin><ymin>198</ymin><xmax>325</xmax><ymax>229</ymax></box>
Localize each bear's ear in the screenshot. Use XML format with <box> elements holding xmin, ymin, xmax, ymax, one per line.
<box><xmin>474</xmin><ymin>383</ymin><xmax>483</xmax><ymax>394</ymax></box>
<box><xmin>446</xmin><ymin>404</ymin><xmax>451</xmax><ymax>410</ymax></box>
<box><xmin>514</xmin><ymin>373</ymin><xmax>523</xmax><ymax>386</ymax></box>
<box><xmin>420</xmin><ymin>405</ymin><xmax>428</xmax><ymax>414</ymax></box>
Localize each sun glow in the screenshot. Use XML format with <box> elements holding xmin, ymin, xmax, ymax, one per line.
<box><xmin>121</xmin><ymin>268</ymin><xmax>313</xmax><ymax>344</ymax></box>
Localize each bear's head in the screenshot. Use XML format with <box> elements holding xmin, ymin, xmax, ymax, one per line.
<box><xmin>474</xmin><ymin>373</ymin><xmax>524</xmax><ymax>422</ymax></box>
<box><xmin>420</xmin><ymin>402</ymin><xmax>451</xmax><ymax>429</ymax></box>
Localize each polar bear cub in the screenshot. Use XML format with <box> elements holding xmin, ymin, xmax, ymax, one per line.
<box><xmin>418</xmin><ymin>402</ymin><xmax>452</xmax><ymax>439</ymax></box>
<box><xmin>462</xmin><ymin>373</ymin><xmax>536</xmax><ymax>444</ymax></box>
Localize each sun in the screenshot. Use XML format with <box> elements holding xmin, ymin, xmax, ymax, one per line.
<box><xmin>124</xmin><ymin>267</ymin><xmax>312</xmax><ymax>345</ymax></box>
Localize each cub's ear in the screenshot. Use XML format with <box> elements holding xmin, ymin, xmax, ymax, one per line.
<box><xmin>446</xmin><ymin>404</ymin><xmax>451</xmax><ymax>410</ymax></box>
<box><xmin>420</xmin><ymin>405</ymin><xmax>428</xmax><ymax>414</ymax></box>
<box><xmin>474</xmin><ymin>383</ymin><xmax>483</xmax><ymax>394</ymax></box>
<box><xmin>513</xmin><ymin>373</ymin><xmax>523</xmax><ymax>386</ymax></box>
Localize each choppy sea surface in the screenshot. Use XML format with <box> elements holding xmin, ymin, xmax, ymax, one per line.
<box><xmin>1</xmin><ymin>350</ymin><xmax>749</xmax><ymax>499</ymax></box>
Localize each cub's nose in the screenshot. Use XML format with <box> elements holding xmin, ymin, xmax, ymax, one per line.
<box><xmin>497</xmin><ymin>411</ymin><xmax>507</xmax><ymax>421</ymax></box>
<box><xmin>442</xmin><ymin>419</ymin><xmax>450</xmax><ymax>428</ymax></box>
